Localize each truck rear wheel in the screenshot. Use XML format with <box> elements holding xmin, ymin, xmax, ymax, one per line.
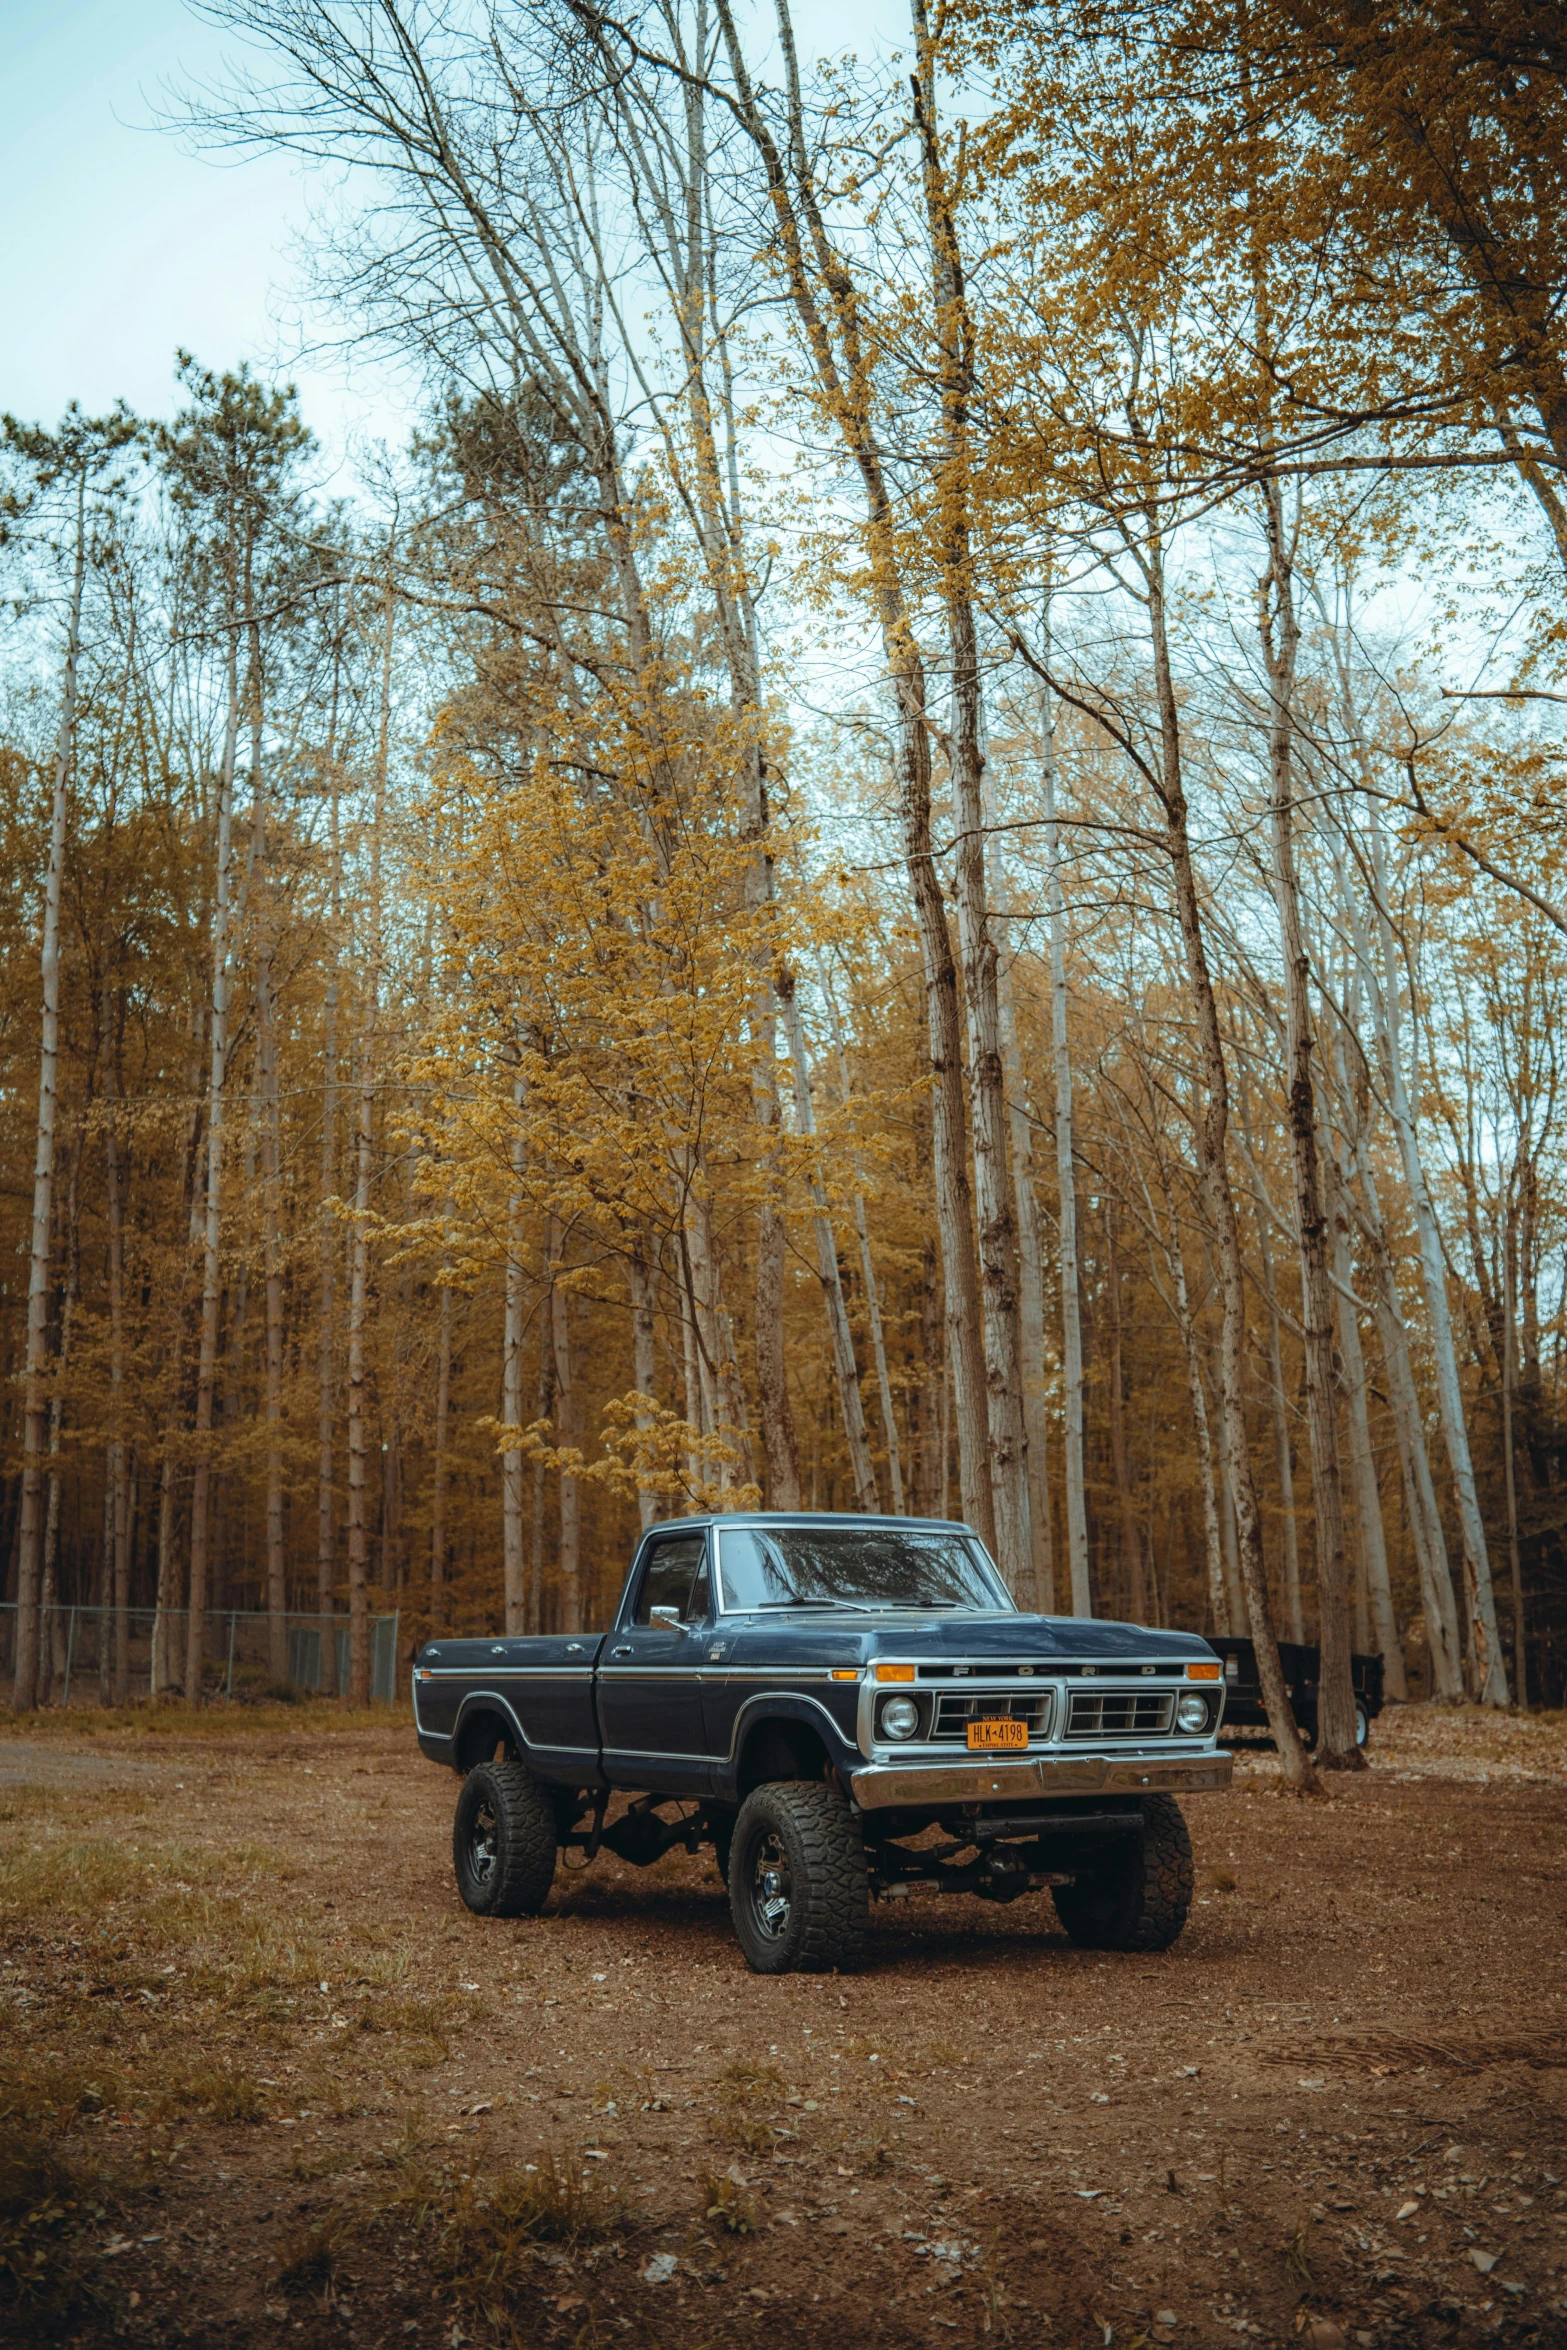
<box><xmin>1051</xmin><ymin>1793</ymin><xmax>1192</xmax><ymax>1953</ymax></box>
<box><xmin>453</xmin><ymin>1758</ymin><xmax>557</xmax><ymax>1918</ymax></box>
<box><xmin>729</xmin><ymin>1781</ymin><xmax>867</xmax><ymax>1974</ymax></box>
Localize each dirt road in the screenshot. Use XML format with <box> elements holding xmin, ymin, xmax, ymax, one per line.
<box><xmin>3</xmin><ymin>1703</ymin><xmax>1565</xmax><ymax>2348</ymax></box>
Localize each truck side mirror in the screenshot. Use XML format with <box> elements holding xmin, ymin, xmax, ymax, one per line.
<box><xmin>648</xmin><ymin>1604</ymin><xmax>683</xmax><ymax>1631</ymax></box>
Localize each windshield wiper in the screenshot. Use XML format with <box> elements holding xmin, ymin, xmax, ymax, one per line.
<box><xmin>755</xmin><ymin>1598</ymin><xmax>874</xmax><ymax>1613</ymax></box>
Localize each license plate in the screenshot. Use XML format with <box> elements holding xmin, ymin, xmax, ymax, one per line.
<box><xmin>967</xmin><ymin>1717</ymin><xmax>1028</xmax><ymax>1751</ymax></box>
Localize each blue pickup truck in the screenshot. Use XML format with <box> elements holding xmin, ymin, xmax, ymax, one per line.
<box><xmin>412</xmin><ymin>1513</ymin><xmax>1232</xmax><ymax>1973</ymax></box>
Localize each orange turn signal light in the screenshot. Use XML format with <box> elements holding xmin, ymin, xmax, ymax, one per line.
<box><xmin>874</xmin><ymin>1663</ymin><xmax>916</xmax><ymax>1683</ymax></box>
<box><xmin>1187</xmin><ymin>1661</ymin><xmax>1222</xmax><ymax>1681</ymax></box>
<box><xmin>829</xmin><ymin>1668</ymin><xmax>861</xmax><ymax>1682</ymax></box>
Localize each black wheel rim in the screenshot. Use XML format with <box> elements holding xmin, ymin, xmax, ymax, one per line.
<box><xmin>748</xmin><ymin>1831</ymin><xmax>792</xmax><ymax>1942</ymax></box>
<box><xmin>468</xmin><ymin>1796</ymin><xmax>499</xmax><ymax>1885</ymax></box>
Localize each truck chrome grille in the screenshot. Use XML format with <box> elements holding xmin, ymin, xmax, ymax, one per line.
<box><xmin>1066</xmin><ymin>1690</ymin><xmax>1175</xmax><ymax>1738</ymax></box>
<box><xmin>931</xmin><ymin>1691</ymin><xmax>1054</xmax><ymax>1743</ymax></box>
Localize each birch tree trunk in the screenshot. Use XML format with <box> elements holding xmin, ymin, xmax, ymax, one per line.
<box><xmin>102</xmin><ymin>990</ymin><xmax>132</xmax><ymax>1704</ymax></box>
<box><xmin>1137</xmin><ymin>527</ymin><xmax>1317</xmax><ymax>1790</ymax></box>
<box><xmin>778</xmin><ymin>971</ymin><xmax>880</xmax><ymax>1512</ymax></box>
<box><xmin>712</xmin><ymin>0</ymin><xmax>992</xmax><ymax>1543</ymax></box>
<box><xmin>185</xmin><ymin>637</ymin><xmax>242</xmax><ymax>1707</ymax></box>
<box><xmin>530</xmin><ymin>1321</ymin><xmax>553</xmax><ymax>1632</ymax></box>
<box><xmin>1502</xmin><ymin>1205</ymin><xmax>1528</xmax><ymax>1707</ymax></box>
<box><xmin>40</xmin><ymin>1116</ymin><xmax>87</xmax><ymax>1704</ymax></box>
<box><xmin>1335</xmin><ymin>875</ymin><xmax>1465</xmax><ymax>1696</ymax></box>
<box><xmin>502</xmin><ymin>1069</ymin><xmax>527</xmax><ymax>1634</ymax></box>
<box><xmin>990</xmin><ymin>788</ymin><xmax>1055</xmax><ymax>1608</ymax></box>
<box><xmin>152</xmin><ymin>1459</ymin><xmax>179</xmax><ymax>1700</ymax></box>
<box><xmin>1105</xmin><ymin>1203</ymin><xmax>1146</xmax><ymax>1621</ymax></box>
<box><xmin>1259</xmin><ymin>485</ymin><xmax>1360</xmax><ymax>1766</ymax></box>
<box><xmin>917</xmin><ymin>1236</ymin><xmax>944</xmax><ymax>1518</ymax></box>
<box><xmin>344</xmin><ymin>1029</ymin><xmax>373</xmax><ymax>1704</ymax></box>
<box><xmin>628</xmin><ymin>1241</ymin><xmax>660</xmax><ymax>1534</ymax></box>
<box><xmin>316</xmin><ymin>851</ymin><xmax>339</xmax><ymax>1692</ymax></box>
<box><xmin>910</xmin><ymin>0</ymin><xmax>1032</xmax><ymax>1584</ymax></box>
<box><xmin>1160</xmin><ymin>1189</ymin><xmax>1229</xmax><ymax>1635</ymax></box>
<box><xmin>1332</xmin><ymin>1203</ymin><xmax>1405</xmax><ymax>1692</ymax></box>
<box><xmin>1237</xmin><ymin>1094</ymin><xmax>1306</xmax><ymax>1644</ymax></box>
<box><xmin>549</xmin><ymin>1214</ymin><xmax>580</xmax><ymax>1631</ymax></box>
<box><xmin>1350</xmin><ymin>1127</ymin><xmax>1466</xmax><ymax>1699</ymax></box>
<box><xmin>344</xmin><ymin>576</ymin><xmax>394</xmax><ymax>1707</ymax></box>
<box><xmin>430</xmin><ymin>1267</ymin><xmax>452</xmax><ymax>1631</ymax></box>
<box><xmin>14</xmin><ymin>497</ymin><xmax>86</xmax><ymax>1712</ymax></box>
<box><xmin>818</xmin><ymin>960</ymin><xmax>905</xmax><ymax>1513</ymax></box>
<box><xmin>1320</xmin><ymin>1010</ymin><xmax>1408</xmax><ymax>1696</ymax></box>
<box><xmin>257</xmin><ymin>938</ymin><xmax>288</xmax><ymax>1682</ymax></box>
<box><xmin>1044</xmin><ymin>695</ymin><xmax>1091</xmax><ymax>1614</ymax></box>
<box><xmin>1365</xmin><ymin>800</ymin><xmax>1508</xmax><ymax>1702</ymax></box>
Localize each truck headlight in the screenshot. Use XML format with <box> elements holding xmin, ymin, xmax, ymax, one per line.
<box><xmin>879</xmin><ymin>1694</ymin><xmax>921</xmax><ymax>1741</ymax></box>
<box><xmin>1176</xmin><ymin>1693</ymin><xmax>1210</xmax><ymax>1734</ymax></box>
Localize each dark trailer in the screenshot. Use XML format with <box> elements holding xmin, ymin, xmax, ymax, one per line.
<box><xmin>1207</xmin><ymin>1635</ymin><xmax>1385</xmax><ymax>1750</ymax></box>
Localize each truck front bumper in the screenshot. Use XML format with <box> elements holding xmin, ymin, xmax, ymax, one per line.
<box><xmin>848</xmin><ymin>1749</ymin><xmax>1233</xmax><ymax>1811</ymax></box>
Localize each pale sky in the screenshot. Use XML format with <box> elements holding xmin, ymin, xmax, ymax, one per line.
<box><xmin>3</xmin><ymin>0</ymin><xmax>892</xmax><ymax>471</ymax></box>
<box><xmin>4</xmin><ymin>1</ymin><xmax>414</xmax><ymax>463</ymax></box>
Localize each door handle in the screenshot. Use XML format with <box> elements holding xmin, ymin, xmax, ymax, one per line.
<box><xmin>611</xmin><ymin>1644</ymin><xmax>634</xmax><ymax>1657</ymax></box>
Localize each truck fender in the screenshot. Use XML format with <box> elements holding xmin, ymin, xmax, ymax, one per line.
<box><xmin>720</xmin><ymin>1694</ymin><xmax>860</xmax><ymax>1806</ymax></box>
<box><xmin>450</xmin><ymin>1691</ymin><xmax>535</xmax><ymax>1774</ymax></box>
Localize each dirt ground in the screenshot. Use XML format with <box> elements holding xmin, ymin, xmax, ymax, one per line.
<box><xmin>3</xmin><ymin>1702</ymin><xmax>1566</xmax><ymax>2350</ymax></box>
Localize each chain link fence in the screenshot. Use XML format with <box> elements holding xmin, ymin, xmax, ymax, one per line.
<box><xmin>0</xmin><ymin>1605</ymin><xmax>401</xmax><ymax>1707</ymax></box>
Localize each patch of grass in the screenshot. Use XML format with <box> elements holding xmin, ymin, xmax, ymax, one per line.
<box><xmin>715</xmin><ymin>2058</ymin><xmax>787</xmax><ymax>2103</ymax></box>
<box><xmin>1285</xmin><ymin>2224</ymin><xmax>1315</xmax><ymax>2287</ymax></box>
<box><xmin>0</xmin><ymin>2129</ymin><xmax>108</xmax><ymax>2339</ymax></box>
<box><xmin>357</xmin><ymin>1990</ymin><xmax>460</xmax><ymax>2061</ymax></box>
<box><xmin>711</xmin><ymin>2110</ymin><xmax>775</xmax><ymax>2156</ymax></box>
<box><xmin>0</xmin><ymin>1833</ymin><xmax>287</xmax><ymax>1928</ymax></box>
<box><xmin>371</xmin><ymin>2147</ymin><xmax>624</xmax><ymax>2332</ymax></box>
<box><xmin>276</xmin><ymin>2209</ymin><xmax>355</xmax><ymax>2296</ymax></box>
<box><xmin>290</xmin><ymin>2143</ymin><xmax>363</xmax><ymax>2185</ymax></box>
<box><xmin>699</xmin><ymin>2166</ymin><xmax>757</xmax><ymax>2235</ymax></box>
<box><xmin>0</xmin><ymin>1700</ymin><xmax>397</xmax><ymax>1741</ymax></box>
<box><xmin>153</xmin><ymin>2062</ymin><xmax>269</xmax><ymax>2125</ymax></box>
<box><xmin>0</xmin><ymin>2056</ymin><xmax>126</xmax><ymax>2130</ymax></box>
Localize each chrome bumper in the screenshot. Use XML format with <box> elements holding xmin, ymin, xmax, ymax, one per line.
<box><xmin>848</xmin><ymin>1749</ymin><xmax>1234</xmax><ymax>1811</ymax></box>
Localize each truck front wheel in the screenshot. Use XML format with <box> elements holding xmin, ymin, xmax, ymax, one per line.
<box><xmin>453</xmin><ymin>1758</ymin><xmax>558</xmax><ymax>1918</ymax></box>
<box><xmin>729</xmin><ymin>1781</ymin><xmax>868</xmax><ymax>1974</ymax></box>
<box><xmin>1051</xmin><ymin>1793</ymin><xmax>1193</xmax><ymax>1953</ymax></box>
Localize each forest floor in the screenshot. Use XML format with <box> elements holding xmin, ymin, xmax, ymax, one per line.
<box><xmin>3</xmin><ymin>1701</ymin><xmax>1566</xmax><ymax>2350</ymax></box>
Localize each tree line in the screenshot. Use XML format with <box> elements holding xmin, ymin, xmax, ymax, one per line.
<box><xmin>3</xmin><ymin>0</ymin><xmax>1564</xmax><ymax>1774</ymax></box>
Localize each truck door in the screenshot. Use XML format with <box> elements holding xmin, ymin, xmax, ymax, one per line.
<box><xmin>595</xmin><ymin>1529</ymin><xmax>715</xmax><ymax>1795</ymax></box>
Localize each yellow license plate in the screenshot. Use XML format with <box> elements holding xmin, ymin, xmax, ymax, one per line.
<box><xmin>967</xmin><ymin>1717</ymin><xmax>1028</xmax><ymax>1751</ymax></box>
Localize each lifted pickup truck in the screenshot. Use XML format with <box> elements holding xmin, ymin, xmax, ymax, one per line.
<box><xmin>412</xmin><ymin>1514</ymin><xmax>1233</xmax><ymax>1974</ymax></box>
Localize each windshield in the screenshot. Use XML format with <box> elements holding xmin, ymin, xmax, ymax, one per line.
<box><xmin>716</xmin><ymin>1524</ymin><xmax>1011</xmax><ymax>1614</ymax></box>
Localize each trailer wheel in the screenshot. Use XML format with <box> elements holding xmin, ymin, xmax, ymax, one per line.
<box><xmin>1052</xmin><ymin>1793</ymin><xmax>1193</xmax><ymax>1953</ymax></box>
<box><xmin>453</xmin><ymin>1758</ymin><xmax>557</xmax><ymax>1918</ymax></box>
<box><xmin>1354</xmin><ymin>1699</ymin><xmax>1370</xmax><ymax>1750</ymax></box>
<box><xmin>729</xmin><ymin>1781</ymin><xmax>867</xmax><ymax>1974</ymax></box>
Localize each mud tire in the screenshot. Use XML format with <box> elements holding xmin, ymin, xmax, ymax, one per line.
<box><xmin>453</xmin><ymin>1758</ymin><xmax>558</xmax><ymax>1918</ymax></box>
<box><xmin>1051</xmin><ymin>1793</ymin><xmax>1193</xmax><ymax>1953</ymax></box>
<box><xmin>729</xmin><ymin>1780</ymin><xmax>868</xmax><ymax>1975</ymax></box>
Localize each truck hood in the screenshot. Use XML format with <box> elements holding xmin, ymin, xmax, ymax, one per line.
<box><xmin>722</xmin><ymin>1612</ymin><xmax>1214</xmax><ymax>1667</ymax></box>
